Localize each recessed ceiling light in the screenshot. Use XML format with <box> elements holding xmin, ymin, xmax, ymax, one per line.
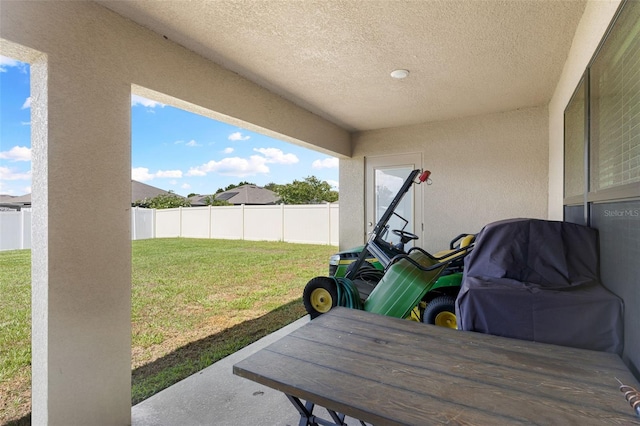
<box><xmin>390</xmin><ymin>69</ymin><xmax>410</xmax><ymax>79</ymax></box>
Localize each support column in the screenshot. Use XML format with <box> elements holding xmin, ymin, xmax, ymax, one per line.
<box><xmin>31</xmin><ymin>53</ymin><xmax>132</xmax><ymax>425</ymax></box>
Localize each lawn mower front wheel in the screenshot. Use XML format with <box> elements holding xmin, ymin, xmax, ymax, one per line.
<box><xmin>303</xmin><ymin>277</ymin><xmax>338</xmax><ymax>319</ymax></box>
<box><xmin>423</xmin><ymin>295</ymin><xmax>458</xmax><ymax>329</ymax></box>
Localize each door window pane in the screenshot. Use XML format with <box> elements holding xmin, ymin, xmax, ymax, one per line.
<box><xmin>374</xmin><ymin>167</ymin><xmax>413</xmax><ymax>246</ymax></box>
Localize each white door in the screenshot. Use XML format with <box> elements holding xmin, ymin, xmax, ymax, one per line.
<box><xmin>365</xmin><ymin>153</ymin><xmax>423</xmax><ymax>246</ymax></box>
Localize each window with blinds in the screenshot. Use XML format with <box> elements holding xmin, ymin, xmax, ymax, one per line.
<box><xmin>561</xmin><ymin>0</ymin><xmax>640</xmax><ymax>385</ymax></box>
<box><xmin>589</xmin><ymin>1</ymin><xmax>640</xmax><ymax>193</ymax></box>
<box><xmin>564</xmin><ymin>0</ymin><xmax>640</xmax><ymax>205</ymax></box>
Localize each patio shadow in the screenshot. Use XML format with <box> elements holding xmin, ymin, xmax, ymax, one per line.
<box><xmin>131</xmin><ymin>299</ymin><xmax>306</xmax><ymax>404</ymax></box>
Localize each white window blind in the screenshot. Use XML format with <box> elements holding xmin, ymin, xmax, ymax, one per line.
<box><xmin>564</xmin><ymin>78</ymin><xmax>586</xmax><ymax>200</ymax></box>
<box><xmin>590</xmin><ymin>4</ymin><xmax>640</xmax><ymax>192</ymax></box>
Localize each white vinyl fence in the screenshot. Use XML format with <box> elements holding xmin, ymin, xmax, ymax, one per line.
<box><xmin>151</xmin><ymin>204</ymin><xmax>339</xmax><ymax>244</ymax></box>
<box><xmin>1</xmin><ymin>204</ymin><xmax>338</xmax><ymax>251</ymax></box>
<box><xmin>0</xmin><ymin>209</ymin><xmax>31</xmax><ymax>251</ymax></box>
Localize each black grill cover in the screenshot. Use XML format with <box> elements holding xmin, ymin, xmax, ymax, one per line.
<box><xmin>456</xmin><ymin>218</ymin><xmax>623</xmax><ymax>354</ymax></box>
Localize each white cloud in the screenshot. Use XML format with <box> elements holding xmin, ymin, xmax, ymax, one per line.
<box><xmin>223</xmin><ymin>147</ymin><xmax>234</xmax><ymax>154</ymax></box>
<box><xmin>185</xmin><ymin>168</ymin><xmax>207</xmax><ymax>177</ymax></box>
<box><xmin>253</xmin><ymin>147</ymin><xmax>299</xmax><ymax>165</ymax></box>
<box><xmin>131</xmin><ymin>167</ymin><xmax>155</xmax><ymax>182</ymax></box>
<box><xmin>21</xmin><ymin>121</ymin><xmax>30</xmax><ymax>126</ymax></box>
<box><xmin>0</xmin><ymin>146</ymin><xmax>31</xmax><ymax>162</ymax></box>
<box><xmin>21</xmin><ymin>97</ymin><xmax>31</xmax><ymax>109</ymax></box>
<box><xmin>228</xmin><ymin>132</ymin><xmax>250</xmax><ymax>141</ymax></box>
<box><xmin>312</xmin><ymin>157</ymin><xmax>339</xmax><ymax>169</ymax></box>
<box><xmin>327</xmin><ymin>179</ymin><xmax>339</xmax><ymax>190</ymax></box>
<box><xmin>186</xmin><ymin>148</ymin><xmax>299</xmax><ymax>178</ymax></box>
<box><xmin>181</xmin><ymin>183</ymin><xmax>191</xmax><ymax>190</ymax></box>
<box><xmin>131</xmin><ymin>94</ymin><xmax>165</xmax><ymax>108</ymax></box>
<box><xmin>0</xmin><ymin>55</ymin><xmax>20</xmax><ymax>72</ymax></box>
<box><xmin>0</xmin><ymin>182</ymin><xmax>30</xmax><ymax>196</ymax></box>
<box><xmin>175</xmin><ymin>139</ymin><xmax>201</xmax><ymax>147</ymax></box>
<box><xmin>187</xmin><ymin>155</ymin><xmax>270</xmax><ymax>177</ymax></box>
<box><xmin>155</xmin><ymin>169</ymin><xmax>183</xmax><ymax>178</ymax></box>
<box><xmin>0</xmin><ymin>166</ymin><xmax>31</xmax><ymax>181</ymax></box>
<box><xmin>132</xmin><ymin>167</ymin><xmax>183</xmax><ymax>181</ymax></box>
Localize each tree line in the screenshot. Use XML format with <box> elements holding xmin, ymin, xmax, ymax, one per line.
<box><xmin>133</xmin><ymin>176</ymin><xmax>338</xmax><ymax>209</ymax></box>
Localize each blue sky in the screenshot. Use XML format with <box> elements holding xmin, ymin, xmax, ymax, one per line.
<box><xmin>0</xmin><ymin>56</ymin><xmax>338</xmax><ymax>197</ymax></box>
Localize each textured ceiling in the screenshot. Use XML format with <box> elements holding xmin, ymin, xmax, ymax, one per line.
<box><xmin>98</xmin><ymin>0</ymin><xmax>587</xmax><ymax>132</ymax></box>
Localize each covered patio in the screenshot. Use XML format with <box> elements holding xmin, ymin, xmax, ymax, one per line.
<box><xmin>1</xmin><ymin>1</ymin><xmax>638</xmax><ymax>424</ymax></box>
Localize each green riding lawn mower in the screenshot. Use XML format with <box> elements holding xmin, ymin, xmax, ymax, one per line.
<box><xmin>302</xmin><ymin>169</ymin><xmax>475</xmax><ymax>328</ymax></box>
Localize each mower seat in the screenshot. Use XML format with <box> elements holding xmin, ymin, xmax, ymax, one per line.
<box><xmin>432</xmin><ymin>234</ymin><xmax>475</xmax><ymax>261</ymax></box>
<box><xmin>456</xmin><ymin>218</ymin><xmax>623</xmax><ymax>354</ymax></box>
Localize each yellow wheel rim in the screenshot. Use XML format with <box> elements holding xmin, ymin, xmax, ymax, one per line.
<box><xmin>310</xmin><ymin>288</ymin><xmax>333</xmax><ymax>313</ymax></box>
<box><xmin>434</xmin><ymin>311</ymin><xmax>457</xmax><ymax>329</ymax></box>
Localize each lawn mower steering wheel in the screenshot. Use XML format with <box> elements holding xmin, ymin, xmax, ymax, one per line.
<box><xmin>392</xmin><ymin>229</ymin><xmax>419</xmax><ymax>244</ymax></box>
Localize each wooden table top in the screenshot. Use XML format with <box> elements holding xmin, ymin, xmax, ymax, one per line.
<box><xmin>233</xmin><ymin>307</ymin><xmax>640</xmax><ymax>425</ymax></box>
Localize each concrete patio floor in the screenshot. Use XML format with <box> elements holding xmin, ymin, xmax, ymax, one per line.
<box><xmin>131</xmin><ymin>315</ymin><xmax>362</xmax><ymax>426</ymax></box>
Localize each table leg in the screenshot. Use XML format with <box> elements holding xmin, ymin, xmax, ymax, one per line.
<box><xmin>285</xmin><ymin>394</ymin><xmax>364</xmax><ymax>426</ymax></box>
<box><xmin>286</xmin><ymin>394</ymin><xmax>319</xmax><ymax>426</ymax></box>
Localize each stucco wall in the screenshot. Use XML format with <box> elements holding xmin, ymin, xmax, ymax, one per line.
<box><xmin>547</xmin><ymin>0</ymin><xmax>621</xmax><ymax>219</ymax></box>
<box><xmin>343</xmin><ymin>106</ymin><xmax>549</xmax><ymax>252</ymax></box>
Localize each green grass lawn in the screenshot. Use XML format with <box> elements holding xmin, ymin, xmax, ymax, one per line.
<box><xmin>0</xmin><ymin>238</ymin><xmax>336</xmax><ymax>425</ymax></box>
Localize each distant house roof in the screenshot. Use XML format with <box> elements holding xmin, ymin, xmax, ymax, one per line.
<box><xmin>131</xmin><ymin>180</ymin><xmax>181</xmax><ymax>203</ymax></box>
<box><xmin>188</xmin><ymin>194</ymin><xmax>209</xmax><ymax>206</ymax></box>
<box><xmin>1</xmin><ymin>182</ymin><xmax>181</xmax><ymax>209</ymax></box>
<box><xmin>0</xmin><ymin>193</ymin><xmax>31</xmax><ymax>204</ymax></box>
<box><xmin>0</xmin><ymin>193</ymin><xmax>31</xmax><ymax>210</ymax></box>
<box><xmin>214</xmin><ymin>185</ymin><xmax>279</xmax><ymax>205</ymax></box>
